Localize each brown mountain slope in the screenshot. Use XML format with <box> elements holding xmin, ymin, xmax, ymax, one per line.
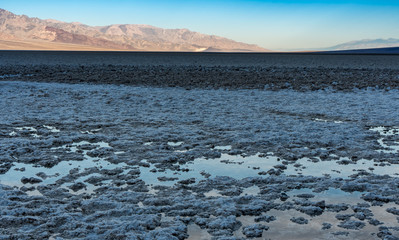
<box><xmin>0</xmin><ymin>8</ymin><xmax>268</xmax><ymax>52</ymax></box>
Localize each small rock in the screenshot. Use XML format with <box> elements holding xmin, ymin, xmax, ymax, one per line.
<box><xmin>338</xmin><ymin>220</ymin><xmax>365</xmax><ymax>230</ymax></box>
<box><xmin>290</xmin><ymin>217</ymin><xmax>308</xmax><ymax>224</ymax></box>
<box><xmin>322</xmin><ymin>223</ymin><xmax>332</xmax><ymax>230</ymax></box>
<box><xmin>68</xmin><ymin>182</ymin><xmax>86</xmax><ymax>192</ymax></box>
<box><xmin>254</xmin><ymin>215</ymin><xmax>276</xmax><ymax>223</ymax></box>
<box><xmin>242</xmin><ymin>224</ymin><xmax>269</xmax><ymax>238</ymax></box>
<box><xmin>21</xmin><ymin>177</ymin><xmax>42</xmax><ymax>184</ymax></box>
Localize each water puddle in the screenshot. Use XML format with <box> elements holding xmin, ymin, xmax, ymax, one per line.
<box><xmin>262</xmin><ymin>209</ymin><xmax>382</xmax><ymax>240</ymax></box>
<box><xmin>370</xmin><ymin>126</ymin><xmax>399</xmax><ymax>153</ymax></box>
<box><xmin>10</xmin><ymin>125</ymin><xmax>60</xmax><ymax>138</ymax></box>
<box><xmin>167</xmin><ymin>141</ymin><xmax>183</xmax><ymax>146</ymax></box>
<box><xmin>285</xmin><ymin>157</ymin><xmax>399</xmax><ymax>178</ymax></box>
<box><xmin>214</xmin><ymin>145</ymin><xmax>232</xmax><ymax>150</ymax></box>
<box><xmin>15</xmin><ymin>127</ymin><xmax>37</xmax><ymax>132</ymax></box>
<box><xmin>139</xmin><ymin>153</ymin><xmax>282</xmax><ymax>186</ymax></box>
<box><xmin>289</xmin><ymin>188</ymin><xmax>365</xmax><ymax>205</ymax></box>
<box><xmin>370</xmin><ymin>203</ymin><xmax>399</xmax><ymax>228</ymax></box>
<box><xmin>0</xmin><ymin>140</ymin><xmax>128</xmax><ymax>195</ymax></box>
<box><xmin>241</xmin><ymin>186</ymin><xmax>261</xmax><ymax>196</ymax></box>
<box><xmin>139</xmin><ymin>150</ymin><xmax>399</xmax><ymax>187</ymax></box>
<box><xmin>313</xmin><ymin>118</ymin><xmax>344</xmax><ymax>124</ymax></box>
<box><xmin>80</xmin><ymin>128</ymin><xmax>102</xmax><ymax>134</ymax></box>
<box><xmin>186</xmin><ymin>224</ymin><xmax>212</xmax><ymax>240</ymax></box>
<box><xmin>43</xmin><ymin>125</ymin><xmax>60</xmax><ymax>132</ymax></box>
<box><xmin>204</xmin><ymin>189</ymin><xmax>223</xmax><ymax>197</ymax></box>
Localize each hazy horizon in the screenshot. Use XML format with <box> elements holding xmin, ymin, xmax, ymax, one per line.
<box><xmin>2</xmin><ymin>0</ymin><xmax>399</xmax><ymax>51</ymax></box>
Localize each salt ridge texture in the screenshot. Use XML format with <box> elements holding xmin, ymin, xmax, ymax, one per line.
<box><xmin>0</xmin><ymin>81</ymin><xmax>399</xmax><ymax>239</ymax></box>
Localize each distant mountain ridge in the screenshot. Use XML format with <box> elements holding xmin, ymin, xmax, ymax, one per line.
<box><xmin>0</xmin><ymin>8</ymin><xmax>268</xmax><ymax>52</ymax></box>
<box><xmin>328</xmin><ymin>38</ymin><xmax>399</xmax><ymax>51</ymax></box>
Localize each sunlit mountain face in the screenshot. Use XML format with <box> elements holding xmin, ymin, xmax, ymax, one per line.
<box><xmin>0</xmin><ymin>8</ymin><xmax>268</xmax><ymax>52</ymax></box>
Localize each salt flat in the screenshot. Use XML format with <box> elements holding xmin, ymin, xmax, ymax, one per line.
<box><xmin>0</xmin><ymin>52</ymin><xmax>399</xmax><ymax>239</ymax></box>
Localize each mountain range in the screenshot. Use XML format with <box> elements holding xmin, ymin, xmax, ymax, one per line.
<box><xmin>328</xmin><ymin>38</ymin><xmax>399</xmax><ymax>51</ymax></box>
<box><xmin>1</xmin><ymin>8</ymin><xmax>399</xmax><ymax>52</ymax></box>
<box><xmin>0</xmin><ymin>8</ymin><xmax>267</xmax><ymax>52</ymax></box>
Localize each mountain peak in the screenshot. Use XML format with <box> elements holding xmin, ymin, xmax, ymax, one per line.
<box><xmin>0</xmin><ymin>9</ymin><xmax>268</xmax><ymax>52</ymax></box>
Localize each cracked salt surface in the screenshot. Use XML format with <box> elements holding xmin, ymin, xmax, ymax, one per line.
<box><xmin>1</xmin><ymin>81</ymin><xmax>399</xmax><ymax>239</ymax></box>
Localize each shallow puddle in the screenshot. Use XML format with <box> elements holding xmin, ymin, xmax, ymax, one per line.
<box><xmin>139</xmin><ymin>153</ymin><xmax>282</xmax><ymax>186</ymax></box>
<box><xmin>263</xmin><ymin>210</ymin><xmax>381</xmax><ymax>240</ymax></box>
<box><xmin>0</xmin><ymin>140</ymin><xmax>128</xmax><ymax>194</ymax></box>
<box><xmin>139</xmin><ymin>150</ymin><xmax>399</xmax><ymax>187</ymax></box>
<box><xmin>370</xmin><ymin>126</ymin><xmax>399</xmax><ymax>153</ymax></box>
<box><xmin>186</xmin><ymin>224</ymin><xmax>213</xmax><ymax>240</ymax></box>
<box><xmin>289</xmin><ymin>188</ymin><xmax>365</xmax><ymax>205</ymax></box>
<box><xmin>286</xmin><ymin>157</ymin><xmax>399</xmax><ymax>178</ymax></box>
<box><xmin>167</xmin><ymin>141</ymin><xmax>183</xmax><ymax>146</ymax></box>
<box><xmin>43</xmin><ymin>125</ymin><xmax>60</xmax><ymax>133</ymax></box>
<box><xmin>214</xmin><ymin>145</ymin><xmax>232</xmax><ymax>150</ymax></box>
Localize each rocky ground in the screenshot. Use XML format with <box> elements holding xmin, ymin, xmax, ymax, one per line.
<box><xmin>1</xmin><ymin>52</ymin><xmax>399</xmax><ymax>91</ymax></box>
<box><xmin>0</xmin><ymin>52</ymin><xmax>399</xmax><ymax>239</ymax></box>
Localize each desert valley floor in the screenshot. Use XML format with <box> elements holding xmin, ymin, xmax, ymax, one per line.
<box><xmin>0</xmin><ymin>52</ymin><xmax>399</xmax><ymax>239</ymax></box>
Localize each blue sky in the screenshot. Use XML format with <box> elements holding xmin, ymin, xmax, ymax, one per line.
<box><xmin>2</xmin><ymin>0</ymin><xmax>399</xmax><ymax>50</ymax></box>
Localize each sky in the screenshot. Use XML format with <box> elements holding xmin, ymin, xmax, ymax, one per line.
<box><xmin>2</xmin><ymin>0</ymin><xmax>399</xmax><ymax>50</ymax></box>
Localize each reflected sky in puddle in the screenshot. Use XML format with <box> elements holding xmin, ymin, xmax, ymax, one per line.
<box><xmin>214</xmin><ymin>145</ymin><xmax>232</xmax><ymax>150</ymax></box>
<box><xmin>139</xmin><ymin>153</ymin><xmax>281</xmax><ymax>186</ymax></box>
<box><xmin>167</xmin><ymin>141</ymin><xmax>183</xmax><ymax>146</ymax></box>
<box><xmin>370</xmin><ymin>126</ymin><xmax>399</xmax><ymax>153</ymax></box>
<box><xmin>286</xmin><ymin>158</ymin><xmax>399</xmax><ymax>178</ymax></box>
<box><xmin>313</xmin><ymin>118</ymin><xmax>344</xmax><ymax>124</ymax></box>
<box><xmin>139</xmin><ymin>150</ymin><xmax>399</xmax><ymax>187</ymax></box>
<box><xmin>10</xmin><ymin>126</ymin><xmax>61</xmax><ymax>138</ymax></box>
<box><xmin>260</xmin><ymin>210</ymin><xmax>382</xmax><ymax>240</ymax></box>
<box><xmin>289</xmin><ymin>188</ymin><xmax>365</xmax><ymax>205</ymax></box>
<box><xmin>187</xmin><ymin>187</ymin><xmax>399</xmax><ymax>240</ymax></box>
<box><xmin>3</xmin><ymin>125</ymin><xmax>399</xmax><ymax>199</ymax></box>
<box><xmin>186</xmin><ymin>224</ymin><xmax>212</xmax><ymax>240</ymax></box>
<box><xmin>43</xmin><ymin>125</ymin><xmax>60</xmax><ymax>133</ymax></box>
<box><xmin>0</xmin><ymin>140</ymin><xmax>127</xmax><ymax>195</ymax></box>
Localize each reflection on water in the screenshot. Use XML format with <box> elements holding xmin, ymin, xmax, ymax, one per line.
<box><xmin>139</xmin><ymin>153</ymin><xmax>281</xmax><ymax>186</ymax></box>
<box><xmin>0</xmin><ymin>140</ymin><xmax>127</xmax><ymax>195</ymax></box>
<box><xmin>370</xmin><ymin>126</ymin><xmax>399</xmax><ymax>153</ymax></box>
<box><xmin>139</xmin><ymin>151</ymin><xmax>399</xmax><ymax>187</ymax></box>
<box><xmin>186</xmin><ymin>224</ymin><xmax>212</xmax><ymax>240</ymax></box>
<box><xmin>214</xmin><ymin>145</ymin><xmax>232</xmax><ymax>150</ymax></box>
<box><xmin>167</xmin><ymin>141</ymin><xmax>184</xmax><ymax>146</ymax></box>
<box><xmin>286</xmin><ymin>157</ymin><xmax>399</xmax><ymax>178</ymax></box>
<box><xmin>288</xmin><ymin>188</ymin><xmax>365</xmax><ymax>204</ymax></box>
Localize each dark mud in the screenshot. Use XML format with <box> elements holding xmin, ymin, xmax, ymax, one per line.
<box><xmin>1</xmin><ymin>51</ymin><xmax>399</xmax><ymax>91</ymax></box>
